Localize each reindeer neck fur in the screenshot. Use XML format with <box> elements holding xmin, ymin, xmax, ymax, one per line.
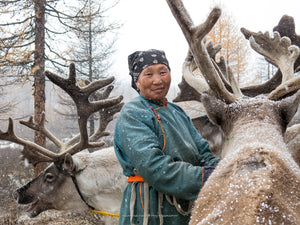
<box><xmin>192</xmin><ymin>95</ymin><xmax>300</xmax><ymax>224</ymax></box>
<box><xmin>69</xmin><ymin>147</ymin><xmax>126</xmax><ymax>213</ymax></box>
<box><xmin>220</xmin><ymin>96</ymin><xmax>286</xmax><ymax>158</ymax></box>
<box><xmin>222</xmin><ymin>115</ymin><xmax>286</xmax><ymax>159</ymax></box>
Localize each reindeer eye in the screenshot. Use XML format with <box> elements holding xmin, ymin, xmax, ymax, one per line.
<box><xmin>45</xmin><ymin>173</ymin><xmax>55</xmax><ymax>182</ymax></box>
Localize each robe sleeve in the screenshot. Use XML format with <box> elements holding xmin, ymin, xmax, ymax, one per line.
<box><xmin>187</xmin><ymin>112</ymin><xmax>220</xmax><ymax>167</ymax></box>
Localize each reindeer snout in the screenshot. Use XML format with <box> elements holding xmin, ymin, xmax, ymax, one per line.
<box><xmin>13</xmin><ymin>187</ymin><xmax>34</xmax><ymax>204</ymax></box>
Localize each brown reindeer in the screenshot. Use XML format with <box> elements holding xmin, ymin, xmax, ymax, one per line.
<box><xmin>0</xmin><ymin>63</ymin><xmax>126</xmax><ymax>224</ymax></box>
<box><xmin>166</xmin><ymin>1</ymin><xmax>300</xmax><ymax>224</ymax></box>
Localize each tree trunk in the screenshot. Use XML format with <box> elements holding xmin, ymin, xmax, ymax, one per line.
<box><xmin>88</xmin><ymin>7</ymin><xmax>95</xmax><ymax>135</ymax></box>
<box><xmin>33</xmin><ymin>0</ymin><xmax>46</xmax><ymax>175</ymax></box>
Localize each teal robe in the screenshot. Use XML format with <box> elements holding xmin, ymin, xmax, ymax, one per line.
<box><xmin>114</xmin><ymin>95</ymin><xmax>219</xmax><ymax>225</ymax></box>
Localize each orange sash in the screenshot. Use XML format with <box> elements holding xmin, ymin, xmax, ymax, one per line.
<box><xmin>127</xmin><ymin>174</ymin><xmax>146</xmax><ymax>183</ymax></box>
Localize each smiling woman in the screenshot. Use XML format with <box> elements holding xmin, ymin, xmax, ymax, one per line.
<box><xmin>113</xmin><ymin>49</ymin><xmax>220</xmax><ymax>225</ymax></box>
<box><xmin>136</xmin><ymin>64</ymin><xmax>171</xmax><ymax>103</ymax></box>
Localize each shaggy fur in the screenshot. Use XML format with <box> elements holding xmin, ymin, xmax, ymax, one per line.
<box><xmin>285</xmin><ymin>124</ymin><xmax>300</xmax><ymax>166</ymax></box>
<box><xmin>190</xmin><ymin>95</ymin><xmax>300</xmax><ymax>225</ymax></box>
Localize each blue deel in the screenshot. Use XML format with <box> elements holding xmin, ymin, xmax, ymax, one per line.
<box><xmin>114</xmin><ymin>94</ymin><xmax>220</xmax><ymax>225</ymax></box>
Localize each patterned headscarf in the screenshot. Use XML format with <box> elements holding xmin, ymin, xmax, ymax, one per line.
<box><xmin>128</xmin><ymin>49</ymin><xmax>170</xmax><ymax>92</ymax></box>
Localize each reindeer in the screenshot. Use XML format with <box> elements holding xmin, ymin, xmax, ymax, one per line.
<box><xmin>166</xmin><ymin>1</ymin><xmax>300</xmax><ymax>224</ymax></box>
<box><xmin>0</xmin><ymin>63</ymin><xmax>126</xmax><ymax>223</ymax></box>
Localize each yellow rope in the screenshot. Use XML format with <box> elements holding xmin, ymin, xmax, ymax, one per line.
<box><xmin>89</xmin><ymin>208</ymin><xmax>120</xmax><ymax>218</ymax></box>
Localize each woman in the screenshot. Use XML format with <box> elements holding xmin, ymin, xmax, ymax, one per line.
<box><xmin>114</xmin><ymin>49</ymin><xmax>219</xmax><ymax>225</ymax></box>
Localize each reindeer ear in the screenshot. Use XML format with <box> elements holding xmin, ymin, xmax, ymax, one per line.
<box><xmin>63</xmin><ymin>153</ymin><xmax>76</xmax><ymax>173</ymax></box>
<box><xmin>278</xmin><ymin>90</ymin><xmax>300</xmax><ymax>127</ymax></box>
<box><xmin>201</xmin><ymin>93</ymin><xmax>228</xmax><ymax>127</ymax></box>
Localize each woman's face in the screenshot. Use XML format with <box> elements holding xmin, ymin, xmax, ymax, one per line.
<box><xmin>136</xmin><ymin>64</ymin><xmax>171</xmax><ymax>103</ymax></box>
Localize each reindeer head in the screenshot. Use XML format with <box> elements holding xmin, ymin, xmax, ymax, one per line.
<box><xmin>13</xmin><ymin>161</ymin><xmax>78</xmax><ymax>217</ymax></box>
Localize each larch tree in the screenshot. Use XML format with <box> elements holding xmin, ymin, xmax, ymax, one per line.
<box><xmin>64</xmin><ymin>0</ymin><xmax>120</xmax><ymax>80</ymax></box>
<box><xmin>0</xmin><ymin>0</ymin><xmax>120</xmax><ymax>172</ymax></box>
<box><xmin>206</xmin><ymin>7</ymin><xmax>251</xmax><ymax>85</ymax></box>
<box><xmin>0</xmin><ymin>0</ymin><xmax>47</xmax><ymax>174</ymax></box>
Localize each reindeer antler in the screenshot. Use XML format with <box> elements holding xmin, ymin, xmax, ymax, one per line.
<box><xmin>248</xmin><ymin>31</ymin><xmax>299</xmax><ymax>82</ymax></box>
<box><xmin>241</xmin><ymin>28</ymin><xmax>300</xmax><ymax>100</ymax></box>
<box><xmin>44</xmin><ymin>63</ymin><xmax>123</xmax><ymax>156</ymax></box>
<box><xmin>20</xmin><ymin>114</ymin><xmax>64</xmax><ymax>150</ymax></box>
<box><xmin>0</xmin><ymin>118</ymin><xmax>58</xmax><ymax>161</ymax></box>
<box><xmin>166</xmin><ymin>0</ymin><xmax>237</xmax><ymax>103</ymax></box>
<box><xmin>0</xmin><ymin>63</ymin><xmax>123</xmax><ymax>163</ymax></box>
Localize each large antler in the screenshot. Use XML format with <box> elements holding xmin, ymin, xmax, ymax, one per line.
<box><xmin>0</xmin><ymin>63</ymin><xmax>123</xmax><ymax>163</ymax></box>
<box><xmin>241</xmin><ymin>29</ymin><xmax>300</xmax><ymax>100</ymax></box>
<box><xmin>175</xmin><ymin>38</ymin><xmax>241</xmax><ymax>102</ymax></box>
<box><xmin>237</xmin><ymin>15</ymin><xmax>300</xmax><ymax>97</ymax></box>
<box><xmin>169</xmin><ymin>1</ymin><xmax>300</xmax><ymax>103</ymax></box>
<box><xmin>166</xmin><ymin>0</ymin><xmax>237</xmax><ymax>103</ymax></box>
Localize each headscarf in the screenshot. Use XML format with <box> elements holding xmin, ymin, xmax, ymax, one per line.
<box><xmin>128</xmin><ymin>49</ymin><xmax>170</xmax><ymax>92</ymax></box>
